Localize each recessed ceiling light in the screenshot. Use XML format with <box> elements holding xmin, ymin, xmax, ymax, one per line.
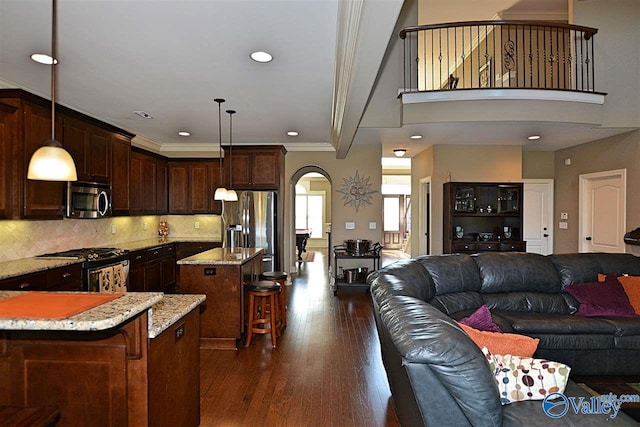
<box><xmin>30</xmin><ymin>53</ymin><xmax>57</xmax><ymax>65</ymax></box>
<box><xmin>133</xmin><ymin>110</ymin><xmax>154</xmax><ymax>119</ymax></box>
<box><xmin>178</xmin><ymin>131</ymin><xmax>191</xmax><ymax>137</ymax></box>
<box><xmin>250</xmin><ymin>51</ymin><xmax>273</xmax><ymax>63</ymax></box>
<box><xmin>287</xmin><ymin>131</ymin><xmax>299</xmax><ymax>137</ymax></box>
<box><xmin>527</xmin><ymin>135</ymin><xmax>541</xmax><ymax>140</ymax></box>
<box><xmin>410</xmin><ymin>135</ymin><xmax>423</xmax><ymax>140</ymax></box>
<box><xmin>393</xmin><ymin>149</ymin><xmax>407</xmax><ymax>157</ymax></box>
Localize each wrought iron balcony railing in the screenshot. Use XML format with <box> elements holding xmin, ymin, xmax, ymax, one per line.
<box><xmin>400</xmin><ymin>21</ymin><xmax>599</xmax><ymax>94</ymax></box>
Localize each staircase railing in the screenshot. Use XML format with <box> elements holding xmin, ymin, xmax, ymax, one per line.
<box><xmin>400</xmin><ymin>21</ymin><xmax>599</xmax><ymax>94</ymax></box>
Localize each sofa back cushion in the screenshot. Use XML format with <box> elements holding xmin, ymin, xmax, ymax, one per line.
<box><xmin>367</xmin><ymin>258</ymin><xmax>434</xmax><ymax>302</ymax></box>
<box><xmin>550</xmin><ymin>253</ymin><xmax>640</xmax><ymax>289</ymax></box>
<box><xmin>473</xmin><ymin>252</ymin><xmax>562</xmax><ymax>293</ymax></box>
<box><xmin>482</xmin><ymin>292</ymin><xmax>573</xmax><ymax>314</ymax></box>
<box><xmin>417</xmin><ymin>253</ymin><xmax>482</xmax><ymax>294</ymax></box>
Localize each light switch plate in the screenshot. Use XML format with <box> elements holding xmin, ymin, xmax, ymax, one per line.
<box><xmin>560</xmin><ymin>212</ymin><xmax>568</xmax><ymax>220</ymax></box>
<box><xmin>111</xmin><ymin>224</ymin><xmax>117</xmax><ymax>234</ymax></box>
<box><xmin>345</xmin><ymin>222</ymin><xmax>355</xmax><ymax>230</ymax></box>
<box><xmin>369</xmin><ymin>222</ymin><xmax>377</xmax><ymax>230</ymax></box>
<box><xmin>559</xmin><ymin>222</ymin><xmax>568</xmax><ymax>229</ymax></box>
<box><xmin>194</xmin><ymin>221</ymin><xmax>200</xmax><ymax>229</ymax></box>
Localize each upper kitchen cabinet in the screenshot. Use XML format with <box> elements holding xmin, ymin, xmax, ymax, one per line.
<box><xmin>111</xmin><ymin>133</ymin><xmax>131</xmax><ymax>215</ymax></box>
<box><xmin>130</xmin><ymin>149</ymin><xmax>160</xmax><ymax>215</ymax></box>
<box><xmin>168</xmin><ymin>160</ymin><xmax>223</xmax><ymax>215</ymax></box>
<box><xmin>61</xmin><ymin>115</ymin><xmax>111</xmax><ymax>183</ymax></box>
<box><xmin>223</xmin><ymin>146</ymin><xmax>286</xmax><ymax>190</ymax></box>
<box><xmin>0</xmin><ymin>90</ymin><xmax>64</xmax><ymax>219</ymax></box>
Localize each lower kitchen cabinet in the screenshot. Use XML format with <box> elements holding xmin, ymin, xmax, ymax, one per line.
<box><xmin>129</xmin><ymin>244</ymin><xmax>176</xmax><ymax>292</ymax></box>
<box><xmin>0</xmin><ymin>303</ymin><xmax>201</xmax><ymax>427</ymax></box>
<box><xmin>0</xmin><ymin>263</ymin><xmax>83</xmax><ymax>291</ymax></box>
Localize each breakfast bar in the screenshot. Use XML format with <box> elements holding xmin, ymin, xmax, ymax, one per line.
<box><xmin>0</xmin><ymin>291</ymin><xmax>205</xmax><ymax>426</ymax></box>
<box><xmin>177</xmin><ymin>247</ymin><xmax>264</xmax><ymax>349</ymax></box>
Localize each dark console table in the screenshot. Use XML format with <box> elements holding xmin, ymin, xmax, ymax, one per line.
<box><xmin>332</xmin><ymin>245</ymin><xmax>381</xmax><ymax>295</ymax></box>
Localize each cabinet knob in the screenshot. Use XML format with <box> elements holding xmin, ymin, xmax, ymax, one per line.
<box><xmin>18</xmin><ymin>282</ymin><xmax>31</xmax><ymax>289</ymax></box>
<box><xmin>62</xmin><ymin>272</ymin><xmax>71</xmax><ymax>278</ymax></box>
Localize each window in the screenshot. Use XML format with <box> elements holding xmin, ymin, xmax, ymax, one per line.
<box><xmin>296</xmin><ymin>191</ymin><xmax>325</xmax><ymax>238</ymax></box>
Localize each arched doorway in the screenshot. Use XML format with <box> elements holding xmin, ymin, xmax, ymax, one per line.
<box><xmin>290</xmin><ymin>166</ymin><xmax>332</xmax><ymax>272</ymax></box>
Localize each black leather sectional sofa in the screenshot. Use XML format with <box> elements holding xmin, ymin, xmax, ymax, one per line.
<box><xmin>368</xmin><ymin>252</ymin><xmax>640</xmax><ymax>426</ymax></box>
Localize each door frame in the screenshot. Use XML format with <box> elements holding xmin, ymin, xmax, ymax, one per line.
<box><xmin>419</xmin><ymin>177</ymin><xmax>432</xmax><ymax>256</ymax></box>
<box><xmin>523</xmin><ymin>179</ymin><xmax>554</xmax><ymax>255</ymax></box>
<box><xmin>578</xmin><ymin>169</ymin><xmax>626</xmax><ymax>253</ymax></box>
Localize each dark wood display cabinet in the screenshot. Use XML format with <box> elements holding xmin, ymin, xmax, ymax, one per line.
<box><xmin>444</xmin><ymin>182</ymin><xmax>526</xmax><ymax>254</ymax></box>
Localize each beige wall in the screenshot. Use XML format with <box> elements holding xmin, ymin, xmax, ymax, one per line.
<box><xmin>554</xmin><ymin>130</ymin><xmax>640</xmax><ymax>254</ymax></box>
<box><xmin>411</xmin><ymin>144</ymin><xmax>522</xmax><ymax>256</ymax></box>
<box><xmin>0</xmin><ymin>215</ymin><xmax>222</xmax><ymax>262</ymax></box>
<box><xmin>284</xmin><ymin>145</ymin><xmax>383</xmax><ymax>273</ymax></box>
<box><xmin>523</xmin><ymin>151</ymin><xmax>555</xmax><ymax>179</ymax></box>
<box><xmin>571</xmin><ymin>0</ymin><xmax>640</xmax><ymax>128</ymax></box>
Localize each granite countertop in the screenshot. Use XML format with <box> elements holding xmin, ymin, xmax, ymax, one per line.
<box><xmin>0</xmin><ymin>237</ymin><xmax>222</xmax><ymax>281</ymax></box>
<box><xmin>148</xmin><ymin>294</ymin><xmax>206</xmax><ymax>338</ymax></box>
<box><xmin>177</xmin><ymin>247</ymin><xmax>264</xmax><ymax>265</ymax></box>
<box><xmin>117</xmin><ymin>237</ymin><xmax>222</xmax><ymax>252</ymax></box>
<box><xmin>0</xmin><ymin>291</ymin><xmax>164</xmax><ymax>332</ymax></box>
<box><xmin>0</xmin><ymin>258</ymin><xmax>84</xmax><ymax>281</ymax></box>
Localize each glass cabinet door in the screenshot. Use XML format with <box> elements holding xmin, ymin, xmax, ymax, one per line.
<box><xmin>497</xmin><ymin>187</ymin><xmax>519</xmax><ymax>213</ymax></box>
<box><xmin>454</xmin><ymin>187</ymin><xmax>475</xmax><ymax>212</ymax></box>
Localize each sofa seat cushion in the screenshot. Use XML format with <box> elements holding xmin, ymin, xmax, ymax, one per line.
<box><xmin>494</xmin><ymin>311</ymin><xmax>617</xmax><ymax>334</ymax></box>
<box><xmin>534</xmin><ymin>334</ymin><xmax>615</xmax><ymax>350</ymax></box>
<box><xmin>602</xmin><ymin>317</ymin><xmax>640</xmax><ymax>336</ymax></box>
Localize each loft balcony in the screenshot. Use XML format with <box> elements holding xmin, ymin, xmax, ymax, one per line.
<box><xmin>399</xmin><ymin>20</ymin><xmax>606</xmax><ymax>111</ymax></box>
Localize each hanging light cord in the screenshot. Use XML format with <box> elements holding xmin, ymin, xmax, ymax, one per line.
<box><xmin>226</xmin><ymin>109</ymin><xmax>236</xmax><ymax>188</ymax></box>
<box><xmin>50</xmin><ymin>0</ymin><xmax>57</xmax><ymax>140</ymax></box>
<box><xmin>214</xmin><ymin>98</ymin><xmax>225</xmax><ymax>184</ymax></box>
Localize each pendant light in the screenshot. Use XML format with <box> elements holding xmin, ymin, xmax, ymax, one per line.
<box><xmin>213</xmin><ymin>98</ymin><xmax>227</xmax><ymax>200</ymax></box>
<box><xmin>225</xmin><ymin>109</ymin><xmax>238</xmax><ymax>202</ymax></box>
<box><xmin>27</xmin><ymin>0</ymin><xmax>77</xmax><ymax>181</ymax></box>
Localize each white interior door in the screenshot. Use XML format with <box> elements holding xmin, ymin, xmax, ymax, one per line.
<box><xmin>579</xmin><ymin>169</ymin><xmax>626</xmax><ymax>253</ymax></box>
<box><xmin>523</xmin><ymin>180</ymin><xmax>553</xmax><ymax>255</ymax></box>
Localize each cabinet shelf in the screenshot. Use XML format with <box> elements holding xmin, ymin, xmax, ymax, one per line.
<box><xmin>444</xmin><ymin>182</ymin><xmax>526</xmax><ymax>254</ymax></box>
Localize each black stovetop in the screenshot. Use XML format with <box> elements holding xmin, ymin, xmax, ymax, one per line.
<box><xmin>38</xmin><ymin>247</ymin><xmax>128</xmax><ymax>262</ymax></box>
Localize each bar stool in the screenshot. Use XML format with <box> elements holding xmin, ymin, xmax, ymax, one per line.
<box><xmin>259</xmin><ymin>271</ymin><xmax>288</xmax><ymax>329</ymax></box>
<box><xmin>245</xmin><ymin>280</ymin><xmax>281</xmax><ymax>348</ymax></box>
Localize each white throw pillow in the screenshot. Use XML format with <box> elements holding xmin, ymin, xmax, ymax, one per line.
<box><xmin>482</xmin><ymin>346</ymin><xmax>571</xmax><ymax>405</ymax></box>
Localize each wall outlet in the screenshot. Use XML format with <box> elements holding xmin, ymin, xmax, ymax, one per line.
<box><xmin>369</xmin><ymin>222</ymin><xmax>377</xmax><ymax>230</ymax></box>
<box><xmin>559</xmin><ymin>222</ymin><xmax>568</xmax><ymax>229</ymax></box>
<box><xmin>143</xmin><ymin>222</ymin><xmax>148</xmax><ymax>231</ymax></box>
<box><xmin>345</xmin><ymin>222</ymin><xmax>355</xmax><ymax>230</ymax></box>
<box><xmin>560</xmin><ymin>212</ymin><xmax>568</xmax><ymax>220</ymax></box>
<box><xmin>194</xmin><ymin>221</ymin><xmax>200</xmax><ymax>229</ymax></box>
<box><xmin>111</xmin><ymin>224</ymin><xmax>117</xmax><ymax>234</ymax></box>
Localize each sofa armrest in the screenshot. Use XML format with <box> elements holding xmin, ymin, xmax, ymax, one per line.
<box><xmin>375</xmin><ymin>291</ymin><xmax>503</xmax><ymax>426</ymax></box>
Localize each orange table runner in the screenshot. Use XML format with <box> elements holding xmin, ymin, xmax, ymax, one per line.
<box><xmin>0</xmin><ymin>292</ymin><xmax>124</xmax><ymax>319</ymax></box>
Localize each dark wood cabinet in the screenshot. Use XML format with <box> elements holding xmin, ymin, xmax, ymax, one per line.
<box><xmin>0</xmin><ymin>263</ymin><xmax>83</xmax><ymax>292</ymax></box>
<box><xmin>130</xmin><ymin>150</ymin><xmax>160</xmax><ymax>215</ymax></box>
<box><xmin>23</xmin><ymin>101</ymin><xmax>65</xmax><ymax>219</ymax></box>
<box><xmin>128</xmin><ymin>244</ymin><xmax>177</xmax><ymax>292</ymax></box>
<box><xmin>111</xmin><ymin>133</ymin><xmax>131</xmax><ymax>215</ymax></box>
<box><xmin>0</xmin><ymin>102</ymin><xmax>17</xmax><ymax>219</ymax></box>
<box><xmin>61</xmin><ymin>115</ymin><xmax>110</xmax><ymax>183</ymax></box>
<box><xmin>443</xmin><ymin>182</ymin><xmax>526</xmax><ymax>254</ymax></box>
<box><xmin>156</xmin><ymin>157</ymin><xmax>168</xmax><ymax>214</ymax></box>
<box><xmin>168</xmin><ymin>161</ymin><xmax>223</xmax><ymax>214</ymax></box>
<box><xmin>223</xmin><ymin>146</ymin><xmax>285</xmax><ymax>190</ymax></box>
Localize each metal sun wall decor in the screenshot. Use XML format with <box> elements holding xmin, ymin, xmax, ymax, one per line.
<box><xmin>338</xmin><ymin>170</ymin><xmax>377</xmax><ymax>212</ymax></box>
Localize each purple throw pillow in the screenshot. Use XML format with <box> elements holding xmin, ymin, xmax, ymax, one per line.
<box><xmin>459</xmin><ymin>305</ymin><xmax>502</xmax><ymax>332</ymax></box>
<box><xmin>565</xmin><ymin>275</ymin><xmax>637</xmax><ymax>318</ymax></box>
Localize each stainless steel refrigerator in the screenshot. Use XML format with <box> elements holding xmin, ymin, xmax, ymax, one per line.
<box><xmin>222</xmin><ymin>191</ymin><xmax>277</xmax><ymax>272</ymax></box>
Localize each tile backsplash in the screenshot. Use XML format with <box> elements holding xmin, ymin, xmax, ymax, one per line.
<box><xmin>0</xmin><ymin>215</ymin><xmax>222</xmax><ymax>262</ymax></box>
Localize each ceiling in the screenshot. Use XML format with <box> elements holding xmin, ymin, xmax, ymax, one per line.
<box><xmin>0</xmin><ymin>0</ymin><xmax>633</xmax><ymax>162</ymax></box>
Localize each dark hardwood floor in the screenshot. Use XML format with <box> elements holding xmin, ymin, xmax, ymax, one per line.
<box><xmin>199</xmin><ymin>250</ymin><xmax>401</xmax><ymax>426</ymax></box>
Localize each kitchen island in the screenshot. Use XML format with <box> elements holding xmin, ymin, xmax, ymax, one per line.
<box><xmin>0</xmin><ymin>291</ymin><xmax>205</xmax><ymax>426</ymax></box>
<box><xmin>177</xmin><ymin>247</ymin><xmax>264</xmax><ymax>349</ymax></box>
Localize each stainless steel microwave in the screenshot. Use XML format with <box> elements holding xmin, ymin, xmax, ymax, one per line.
<box><xmin>66</xmin><ymin>182</ymin><xmax>112</xmax><ymax>218</ymax></box>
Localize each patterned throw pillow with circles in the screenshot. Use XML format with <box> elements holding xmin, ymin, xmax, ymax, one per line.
<box><xmin>481</xmin><ymin>347</ymin><xmax>571</xmax><ymax>405</ymax></box>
